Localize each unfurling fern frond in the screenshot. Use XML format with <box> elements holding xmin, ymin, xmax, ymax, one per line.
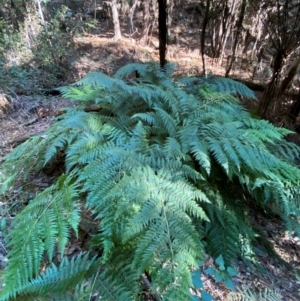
<box><xmin>0</xmin><ymin>63</ymin><xmax>299</xmax><ymax>301</ymax></box>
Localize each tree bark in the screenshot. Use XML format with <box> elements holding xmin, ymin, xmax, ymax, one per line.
<box><xmin>211</xmin><ymin>0</ymin><xmax>230</xmax><ymax>58</ymax></box>
<box><xmin>111</xmin><ymin>0</ymin><xmax>122</xmax><ymax>41</ymax></box>
<box><xmin>219</xmin><ymin>0</ymin><xmax>237</xmax><ymax>65</ymax></box>
<box><xmin>225</xmin><ymin>0</ymin><xmax>247</xmax><ymax>77</ymax></box>
<box><xmin>141</xmin><ymin>0</ymin><xmax>150</xmax><ymax>44</ymax></box>
<box><xmin>257</xmin><ymin>74</ymin><xmax>279</xmax><ymax>119</ymax></box>
<box><xmin>257</xmin><ymin>52</ymin><xmax>284</xmax><ymax>118</ymax></box>
<box><xmin>255</xmin><ymin>0</ymin><xmax>300</xmax><ymax>120</ymax></box>
<box><xmin>200</xmin><ymin>0</ymin><xmax>210</xmax><ymax>75</ymax></box>
<box><xmin>289</xmin><ymin>95</ymin><xmax>300</xmax><ymax>123</ymax></box>
<box><xmin>129</xmin><ymin>0</ymin><xmax>139</xmax><ymax>36</ymax></box>
<box><xmin>279</xmin><ymin>56</ymin><xmax>300</xmax><ymax>96</ymax></box>
<box><xmin>166</xmin><ymin>0</ymin><xmax>174</xmax><ymax>38</ymax></box>
<box><xmin>158</xmin><ymin>0</ymin><xmax>167</xmax><ymax>68</ymax></box>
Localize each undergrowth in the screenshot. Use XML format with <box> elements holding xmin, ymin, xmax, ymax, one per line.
<box><xmin>0</xmin><ymin>62</ymin><xmax>299</xmax><ymax>300</ymax></box>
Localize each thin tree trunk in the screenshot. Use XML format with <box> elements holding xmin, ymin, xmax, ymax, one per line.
<box><xmin>200</xmin><ymin>0</ymin><xmax>210</xmax><ymax>75</ymax></box>
<box><xmin>129</xmin><ymin>0</ymin><xmax>139</xmax><ymax>37</ymax></box>
<box><xmin>36</xmin><ymin>0</ymin><xmax>45</xmax><ymax>24</ymax></box>
<box><xmin>158</xmin><ymin>0</ymin><xmax>167</xmax><ymax>68</ymax></box>
<box><xmin>111</xmin><ymin>0</ymin><xmax>122</xmax><ymax>41</ymax></box>
<box><xmin>166</xmin><ymin>0</ymin><xmax>174</xmax><ymax>38</ymax></box>
<box><xmin>141</xmin><ymin>0</ymin><xmax>150</xmax><ymax>44</ymax></box>
<box><xmin>36</xmin><ymin>0</ymin><xmax>50</xmax><ymax>42</ymax></box>
<box><xmin>211</xmin><ymin>19</ymin><xmax>217</xmax><ymax>57</ymax></box>
<box><xmin>219</xmin><ymin>0</ymin><xmax>237</xmax><ymax>66</ymax></box>
<box><xmin>248</xmin><ymin>4</ymin><xmax>265</xmax><ymax>79</ymax></box>
<box><xmin>212</xmin><ymin>0</ymin><xmax>228</xmax><ymax>58</ymax></box>
<box><xmin>250</xmin><ymin>11</ymin><xmax>263</xmax><ymax>60</ymax></box>
<box><xmin>225</xmin><ymin>0</ymin><xmax>247</xmax><ymax>77</ymax></box>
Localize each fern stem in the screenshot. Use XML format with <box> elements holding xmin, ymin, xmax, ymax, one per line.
<box><xmin>141</xmin><ymin>274</ymin><xmax>161</xmax><ymax>301</ymax></box>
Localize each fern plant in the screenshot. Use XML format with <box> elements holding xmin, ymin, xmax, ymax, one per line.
<box><xmin>0</xmin><ymin>62</ymin><xmax>299</xmax><ymax>300</ymax></box>
<box><xmin>228</xmin><ymin>288</ymin><xmax>283</xmax><ymax>301</ymax></box>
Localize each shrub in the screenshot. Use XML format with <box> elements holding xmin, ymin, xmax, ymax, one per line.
<box><xmin>0</xmin><ymin>63</ymin><xmax>299</xmax><ymax>300</ymax></box>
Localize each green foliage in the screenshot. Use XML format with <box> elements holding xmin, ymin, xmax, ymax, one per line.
<box><xmin>204</xmin><ymin>255</ymin><xmax>237</xmax><ymax>290</ymax></box>
<box><xmin>0</xmin><ymin>4</ymin><xmax>77</xmax><ymax>92</ymax></box>
<box><xmin>0</xmin><ymin>63</ymin><xmax>300</xmax><ymax>300</ymax></box>
<box><xmin>28</xmin><ymin>7</ymin><xmax>75</xmax><ymax>87</ymax></box>
<box><xmin>0</xmin><ymin>18</ymin><xmax>33</xmax><ymax>92</ymax></box>
<box><xmin>227</xmin><ymin>288</ymin><xmax>283</xmax><ymax>301</ymax></box>
<box><xmin>52</xmin><ymin>5</ymin><xmax>97</xmax><ymax>37</ymax></box>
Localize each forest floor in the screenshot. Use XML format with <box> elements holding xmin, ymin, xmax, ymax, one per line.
<box><xmin>0</xmin><ymin>15</ymin><xmax>300</xmax><ymax>300</ymax></box>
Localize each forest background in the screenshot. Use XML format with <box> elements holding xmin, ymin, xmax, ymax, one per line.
<box><xmin>0</xmin><ymin>0</ymin><xmax>300</xmax><ymax>300</ymax></box>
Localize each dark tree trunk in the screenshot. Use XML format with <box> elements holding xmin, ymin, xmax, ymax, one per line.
<box><xmin>158</xmin><ymin>0</ymin><xmax>167</xmax><ymax>68</ymax></box>
<box><xmin>257</xmin><ymin>74</ymin><xmax>279</xmax><ymax>119</ymax></box>
<box><xmin>289</xmin><ymin>95</ymin><xmax>300</xmax><ymax>123</ymax></box>
<box><xmin>225</xmin><ymin>0</ymin><xmax>247</xmax><ymax>77</ymax></box>
<box><xmin>279</xmin><ymin>56</ymin><xmax>300</xmax><ymax>96</ymax></box>
<box><xmin>258</xmin><ymin>51</ymin><xmax>284</xmax><ymax>118</ymax></box>
<box><xmin>255</xmin><ymin>0</ymin><xmax>300</xmax><ymax>120</ymax></box>
<box><xmin>10</xmin><ymin>0</ymin><xmax>26</xmax><ymax>30</ymax></box>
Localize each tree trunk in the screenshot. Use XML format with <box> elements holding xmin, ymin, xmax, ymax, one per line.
<box><xmin>257</xmin><ymin>74</ymin><xmax>279</xmax><ymax>119</ymax></box>
<box><xmin>219</xmin><ymin>0</ymin><xmax>237</xmax><ymax>66</ymax></box>
<box><xmin>158</xmin><ymin>0</ymin><xmax>167</xmax><ymax>68</ymax></box>
<box><xmin>289</xmin><ymin>95</ymin><xmax>300</xmax><ymax>123</ymax></box>
<box><xmin>211</xmin><ymin>0</ymin><xmax>229</xmax><ymax>58</ymax></box>
<box><xmin>200</xmin><ymin>0</ymin><xmax>210</xmax><ymax>75</ymax></box>
<box><xmin>225</xmin><ymin>0</ymin><xmax>247</xmax><ymax>77</ymax></box>
<box><xmin>129</xmin><ymin>0</ymin><xmax>139</xmax><ymax>36</ymax></box>
<box><xmin>111</xmin><ymin>0</ymin><xmax>122</xmax><ymax>41</ymax></box>
<box><xmin>141</xmin><ymin>0</ymin><xmax>150</xmax><ymax>44</ymax></box>
<box><xmin>257</xmin><ymin>52</ymin><xmax>284</xmax><ymax>118</ymax></box>
<box><xmin>215</xmin><ymin>0</ymin><xmax>226</xmax><ymax>57</ymax></box>
<box><xmin>9</xmin><ymin>0</ymin><xmax>26</xmax><ymax>30</ymax></box>
<box><xmin>279</xmin><ymin>56</ymin><xmax>300</xmax><ymax>96</ymax></box>
<box><xmin>166</xmin><ymin>0</ymin><xmax>174</xmax><ymax>39</ymax></box>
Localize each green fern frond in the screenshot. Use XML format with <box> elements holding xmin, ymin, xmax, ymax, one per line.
<box><xmin>18</xmin><ymin>253</ymin><xmax>99</xmax><ymax>296</ymax></box>
<box><xmin>113</xmin><ymin>62</ymin><xmax>153</xmax><ymax>80</ymax></box>
<box><xmin>1</xmin><ymin>175</ymin><xmax>80</xmax><ymax>300</ymax></box>
<box><xmin>205</xmin><ymin>199</ymin><xmax>240</xmax><ymax>265</ymax></box>
<box><xmin>206</xmin><ymin>76</ymin><xmax>257</xmax><ymax>99</ymax></box>
<box><xmin>1</xmin><ymin>63</ymin><xmax>300</xmax><ymax>301</ymax></box>
<box><xmin>58</xmin><ymin>85</ymin><xmax>105</xmax><ymax>103</ymax></box>
<box><xmin>94</xmin><ymin>250</ymin><xmax>142</xmax><ymax>301</ymax></box>
<box><xmin>72</xmin><ymin>71</ymin><xmax>114</xmax><ymax>89</ymax></box>
<box><xmin>154</xmin><ymin>107</ymin><xmax>178</xmax><ymax>137</ymax></box>
<box><xmin>228</xmin><ymin>288</ymin><xmax>282</xmax><ymax>301</ymax></box>
<box><xmin>49</xmin><ymin>280</ymin><xmax>99</xmax><ymax>301</ymax></box>
<box><xmin>0</xmin><ymin>136</ymin><xmax>47</xmax><ymax>194</ymax></box>
<box><xmin>179</xmin><ymin>75</ymin><xmax>257</xmax><ymax>99</ymax></box>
